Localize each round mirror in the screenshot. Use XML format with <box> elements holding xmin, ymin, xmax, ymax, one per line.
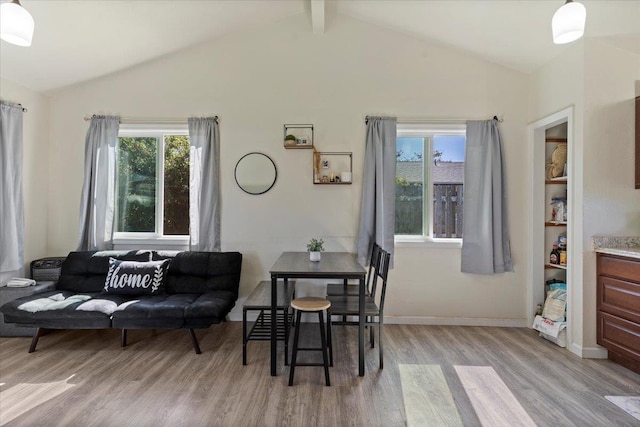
<box><xmin>234</xmin><ymin>152</ymin><xmax>277</xmax><ymax>195</ymax></box>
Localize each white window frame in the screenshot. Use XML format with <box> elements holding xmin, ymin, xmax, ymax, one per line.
<box><xmin>395</xmin><ymin>123</ymin><xmax>466</xmax><ymax>249</ymax></box>
<box><xmin>113</xmin><ymin>124</ymin><xmax>190</xmax><ymax>246</ymax></box>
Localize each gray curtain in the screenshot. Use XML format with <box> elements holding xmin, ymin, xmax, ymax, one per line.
<box><xmin>461</xmin><ymin>120</ymin><xmax>512</xmax><ymax>274</ymax></box>
<box><xmin>0</xmin><ymin>102</ymin><xmax>24</xmax><ymax>273</ymax></box>
<box><xmin>356</xmin><ymin>116</ymin><xmax>397</xmax><ymax>266</ymax></box>
<box><xmin>77</xmin><ymin>116</ymin><xmax>120</xmax><ymax>251</ymax></box>
<box><xmin>188</xmin><ymin>117</ymin><xmax>220</xmax><ymax>251</ymax></box>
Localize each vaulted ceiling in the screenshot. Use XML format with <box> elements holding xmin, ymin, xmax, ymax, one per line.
<box><xmin>1</xmin><ymin>0</ymin><xmax>638</xmax><ymax>93</ymax></box>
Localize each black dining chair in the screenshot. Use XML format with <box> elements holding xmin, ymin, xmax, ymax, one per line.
<box><xmin>326</xmin><ymin>248</ymin><xmax>390</xmax><ymax>369</ymax></box>
<box><xmin>326</xmin><ymin>242</ymin><xmax>381</xmax><ymax>298</ymax></box>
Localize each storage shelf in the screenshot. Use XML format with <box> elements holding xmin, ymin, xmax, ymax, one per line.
<box><xmin>545</xmin><ymin>264</ymin><xmax>567</xmax><ymax>270</ymax></box>
<box><xmin>284</xmin><ymin>124</ymin><xmax>314</xmax><ymax>149</ymax></box>
<box><xmin>313</xmin><ymin>182</ymin><xmax>352</xmax><ymax>185</ymax></box>
<box><xmin>545</xmin><ymin>221</ymin><xmax>568</xmax><ymax>226</ymax></box>
<box><xmin>545</xmin><ymin>177</ymin><xmax>567</xmax><ymax>184</ymax></box>
<box><xmin>284</xmin><ymin>145</ymin><xmax>314</xmax><ymax>149</ymax></box>
<box><xmin>314</xmin><ymin>151</ymin><xmax>353</xmax><ymax>185</ymax></box>
<box><xmin>546</xmin><ymin>138</ymin><xmax>567</xmax><ymax>143</ymax></box>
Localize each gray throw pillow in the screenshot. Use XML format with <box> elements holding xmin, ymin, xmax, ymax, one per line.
<box><xmin>103</xmin><ymin>258</ymin><xmax>170</xmax><ymax>296</ymax></box>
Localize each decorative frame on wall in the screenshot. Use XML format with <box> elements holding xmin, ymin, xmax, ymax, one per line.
<box><xmin>283</xmin><ymin>124</ymin><xmax>314</xmax><ymax>149</ymax></box>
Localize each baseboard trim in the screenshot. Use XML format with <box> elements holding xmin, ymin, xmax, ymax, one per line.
<box><xmin>228</xmin><ymin>312</ymin><xmax>527</xmax><ymax>327</ymax></box>
<box><xmin>569</xmin><ymin>343</ymin><xmax>608</xmax><ymax>359</ymax></box>
<box><xmin>383</xmin><ymin>316</ymin><xmax>528</xmax><ymax>328</ymax></box>
<box><xmin>230</xmin><ymin>311</ymin><xmax>607</xmax><ymax>359</ymax></box>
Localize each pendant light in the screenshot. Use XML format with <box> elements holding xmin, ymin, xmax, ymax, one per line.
<box><xmin>552</xmin><ymin>0</ymin><xmax>586</xmax><ymax>45</ymax></box>
<box><xmin>0</xmin><ymin>0</ymin><xmax>34</xmax><ymax>47</ymax></box>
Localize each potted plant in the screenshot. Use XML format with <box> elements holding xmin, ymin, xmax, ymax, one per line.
<box><xmin>284</xmin><ymin>134</ymin><xmax>297</xmax><ymax>146</ymax></box>
<box><xmin>307</xmin><ymin>238</ymin><xmax>324</xmax><ymax>262</ymax></box>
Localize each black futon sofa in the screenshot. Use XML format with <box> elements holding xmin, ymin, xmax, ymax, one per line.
<box><xmin>0</xmin><ymin>250</ymin><xmax>242</xmax><ymax>354</ymax></box>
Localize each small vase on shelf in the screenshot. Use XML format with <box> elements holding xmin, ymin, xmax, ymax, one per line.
<box><xmin>309</xmin><ymin>251</ymin><xmax>321</xmax><ymax>262</ymax></box>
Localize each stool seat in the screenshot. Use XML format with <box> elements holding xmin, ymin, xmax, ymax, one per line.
<box><xmin>291</xmin><ymin>297</ymin><xmax>331</xmax><ymax>312</ymax></box>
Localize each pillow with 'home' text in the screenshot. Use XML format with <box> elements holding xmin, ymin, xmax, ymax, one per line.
<box><xmin>103</xmin><ymin>258</ymin><xmax>170</xmax><ymax>296</ymax></box>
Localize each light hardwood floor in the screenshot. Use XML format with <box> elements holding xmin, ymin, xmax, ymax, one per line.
<box><xmin>1</xmin><ymin>323</ymin><xmax>639</xmax><ymax>426</ymax></box>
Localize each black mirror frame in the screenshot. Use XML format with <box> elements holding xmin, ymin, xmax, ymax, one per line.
<box><xmin>234</xmin><ymin>152</ymin><xmax>278</xmax><ymax>195</ymax></box>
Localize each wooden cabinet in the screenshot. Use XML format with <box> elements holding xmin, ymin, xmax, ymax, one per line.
<box><xmin>597</xmin><ymin>253</ymin><xmax>640</xmax><ymax>374</ymax></box>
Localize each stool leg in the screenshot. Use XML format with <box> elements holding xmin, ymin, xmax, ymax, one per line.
<box><xmin>318</xmin><ymin>311</ymin><xmax>330</xmax><ymax>386</ymax></box>
<box><xmin>327</xmin><ymin>310</ymin><xmax>333</xmax><ymax>367</ymax></box>
<box><xmin>288</xmin><ymin>310</ymin><xmax>302</xmax><ymax>386</ymax></box>
<box><xmin>242</xmin><ymin>309</ymin><xmax>247</xmax><ymax>366</ymax></box>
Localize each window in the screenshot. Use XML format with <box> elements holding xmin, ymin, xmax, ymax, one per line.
<box><xmin>395</xmin><ymin>124</ymin><xmax>466</xmax><ymax>242</ymax></box>
<box><xmin>115</xmin><ymin>126</ymin><xmax>190</xmax><ymax>239</ymax></box>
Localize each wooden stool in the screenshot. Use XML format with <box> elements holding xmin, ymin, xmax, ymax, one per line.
<box><xmin>288</xmin><ymin>297</ymin><xmax>331</xmax><ymax>387</ymax></box>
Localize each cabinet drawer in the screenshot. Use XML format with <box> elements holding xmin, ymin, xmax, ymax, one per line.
<box><xmin>597</xmin><ymin>254</ymin><xmax>640</xmax><ymax>282</ymax></box>
<box><xmin>598</xmin><ymin>276</ymin><xmax>640</xmax><ymax>324</ymax></box>
<box><xmin>597</xmin><ymin>312</ymin><xmax>640</xmax><ymax>362</ymax></box>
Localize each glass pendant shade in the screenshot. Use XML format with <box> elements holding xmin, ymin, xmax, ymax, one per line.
<box><xmin>0</xmin><ymin>0</ymin><xmax>34</xmax><ymax>47</ymax></box>
<box><xmin>552</xmin><ymin>0</ymin><xmax>586</xmax><ymax>45</ymax></box>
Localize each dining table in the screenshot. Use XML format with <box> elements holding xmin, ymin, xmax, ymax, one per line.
<box><xmin>269</xmin><ymin>252</ymin><xmax>367</xmax><ymax>376</ymax></box>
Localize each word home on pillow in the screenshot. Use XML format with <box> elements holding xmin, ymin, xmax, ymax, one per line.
<box><xmin>103</xmin><ymin>258</ymin><xmax>170</xmax><ymax>296</ymax></box>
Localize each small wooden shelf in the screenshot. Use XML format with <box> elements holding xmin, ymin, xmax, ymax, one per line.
<box><xmin>284</xmin><ymin>124</ymin><xmax>314</xmax><ymax>149</ymax></box>
<box><xmin>545</xmin><ymin>264</ymin><xmax>567</xmax><ymax>270</ymax></box>
<box><xmin>314</xmin><ymin>152</ymin><xmax>352</xmax><ymax>185</ymax></box>
<box><xmin>314</xmin><ymin>182</ymin><xmax>351</xmax><ymax>185</ymax></box>
<box><xmin>545</xmin><ymin>221</ymin><xmax>568</xmax><ymax>226</ymax></box>
<box><xmin>546</xmin><ymin>138</ymin><xmax>567</xmax><ymax>143</ymax></box>
<box><xmin>545</xmin><ymin>177</ymin><xmax>567</xmax><ymax>184</ymax></box>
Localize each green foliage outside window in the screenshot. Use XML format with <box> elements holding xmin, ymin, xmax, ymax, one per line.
<box><xmin>163</xmin><ymin>135</ymin><xmax>190</xmax><ymax>235</ymax></box>
<box><xmin>116</xmin><ymin>135</ymin><xmax>190</xmax><ymax>235</ymax></box>
<box><xmin>117</xmin><ymin>137</ymin><xmax>157</xmax><ymax>232</ymax></box>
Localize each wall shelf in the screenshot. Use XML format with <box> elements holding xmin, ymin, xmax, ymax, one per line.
<box><xmin>548</xmin><ymin>176</ymin><xmax>567</xmax><ymax>183</ymax></box>
<box><xmin>545</xmin><ymin>264</ymin><xmax>567</xmax><ymax>270</ymax></box>
<box><xmin>545</xmin><ymin>221</ymin><xmax>568</xmax><ymax>226</ymax></box>
<box><xmin>284</xmin><ymin>124</ymin><xmax>314</xmax><ymax>149</ymax></box>
<box><xmin>546</xmin><ymin>138</ymin><xmax>567</xmax><ymax>143</ymax></box>
<box><xmin>313</xmin><ymin>151</ymin><xmax>352</xmax><ymax>185</ymax></box>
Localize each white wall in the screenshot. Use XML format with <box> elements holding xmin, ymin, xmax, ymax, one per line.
<box><xmin>529</xmin><ymin>38</ymin><xmax>640</xmax><ymax>352</ymax></box>
<box><xmin>528</xmin><ymin>42</ymin><xmax>586</xmax><ymax>351</ymax></box>
<box><xmin>581</xmin><ymin>39</ymin><xmax>640</xmax><ymax>348</ymax></box>
<box><xmin>0</xmin><ymin>78</ymin><xmax>50</xmax><ymax>283</ymax></box>
<box><xmin>47</xmin><ymin>14</ymin><xmax>529</xmax><ymax>323</ymax></box>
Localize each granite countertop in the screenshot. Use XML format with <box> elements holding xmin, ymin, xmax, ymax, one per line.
<box><xmin>593</xmin><ymin>236</ymin><xmax>640</xmax><ymax>260</ymax></box>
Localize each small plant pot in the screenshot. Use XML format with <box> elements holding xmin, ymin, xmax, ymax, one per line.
<box><xmin>309</xmin><ymin>252</ymin><xmax>321</xmax><ymax>262</ymax></box>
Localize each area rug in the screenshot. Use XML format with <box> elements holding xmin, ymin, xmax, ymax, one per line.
<box><xmin>605</xmin><ymin>396</ymin><xmax>640</xmax><ymax>422</ymax></box>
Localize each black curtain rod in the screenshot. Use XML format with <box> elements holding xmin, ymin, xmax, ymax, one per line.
<box><xmin>0</xmin><ymin>101</ymin><xmax>27</xmax><ymax>112</ymax></box>
<box><xmin>84</xmin><ymin>115</ymin><xmax>218</xmax><ymax>123</ymax></box>
<box><xmin>365</xmin><ymin>115</ymin><xmax>504</xmax><ymax>124</ymax></box>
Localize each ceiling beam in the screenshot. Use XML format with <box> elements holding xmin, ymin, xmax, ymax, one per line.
<box><xmin>311</xmin><ymin>0</ymin><xmax>325</xmax><ymax>34</ymax></box>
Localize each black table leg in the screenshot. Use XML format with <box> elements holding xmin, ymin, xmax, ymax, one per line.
<box><xmin>359</xmin><ymin>275</ymin><xmax>365</xmax><ymax>376</ymax></box>
<box><xmin>271</xmin><ymin>274</ymin><xmax>278</xmax><ymax>376</ymax></box>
